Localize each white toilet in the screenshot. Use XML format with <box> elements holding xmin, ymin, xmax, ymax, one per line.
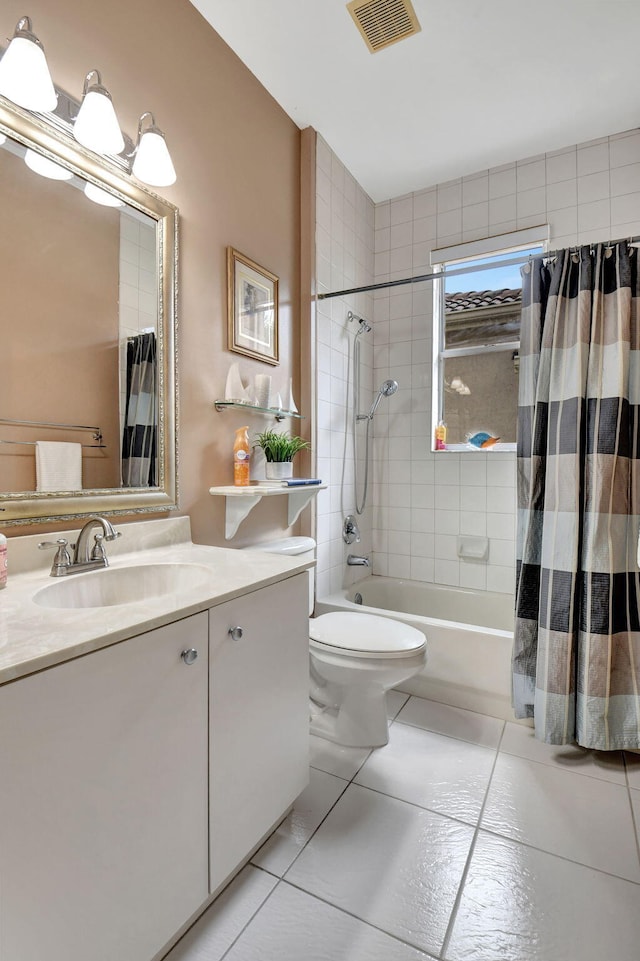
<box><xmin>246</xmin><ymin>537</ymin><xmax>427</xmax><ymax>748</ymax></box>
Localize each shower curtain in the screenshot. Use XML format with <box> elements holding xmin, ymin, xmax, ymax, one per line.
<box><xmin>513</xmin><ymin>242</ymin><xmax>640</xmax><ymax>749</ymax></box>
<box><xmin>121</xmin><ymin>332</ymin><xmax>157</xmax><ymax>487</ymax></box>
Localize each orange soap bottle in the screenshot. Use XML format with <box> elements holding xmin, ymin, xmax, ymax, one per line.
<box><xmin>233</xmin><ymin>426</ymin><xmax>251</xmax><ymax>486</ymax></box>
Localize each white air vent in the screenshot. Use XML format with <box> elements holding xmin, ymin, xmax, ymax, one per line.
<box><xmin>347</xmin><ymin>0</ymin><xmax>421</xmax><ymax>53</ymax></box>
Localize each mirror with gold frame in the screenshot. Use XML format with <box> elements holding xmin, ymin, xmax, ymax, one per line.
<box><xmin>0</xmin><ymin>93</ymin><xmax>178</xmax><ymax>525</ymax></box>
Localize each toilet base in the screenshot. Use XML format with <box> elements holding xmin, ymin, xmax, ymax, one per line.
<box><xmin>309</xmin><ymin>684</ymin><xmax>390</xmax><ymax>748</ymax></box>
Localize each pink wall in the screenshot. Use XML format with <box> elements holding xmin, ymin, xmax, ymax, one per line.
<box><xmin>2</xmin><ymin>0</ymin><xmax>303</xmax><ymax>544</ymax></box>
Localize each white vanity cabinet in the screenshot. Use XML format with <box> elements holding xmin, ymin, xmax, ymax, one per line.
<box><xmin>0</xmin><ymin>612</ymin><xmax>209</xmax><ymax>961</ymax></box>
<box><xmin>208</xmin><ymin>573</ymin><xmax>309</xmax><ymax>892</ymax></box>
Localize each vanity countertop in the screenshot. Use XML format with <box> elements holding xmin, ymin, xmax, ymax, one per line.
<box><xmin>0</xmin><ymin>517</ymin><xmax>313</xmax><ymax>685</ymax></box>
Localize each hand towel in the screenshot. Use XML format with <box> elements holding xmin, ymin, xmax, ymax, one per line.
<box><xmin>35</xmin><ymin>441</ymin><xmax>82</xmax><ymax>492</ymax></box>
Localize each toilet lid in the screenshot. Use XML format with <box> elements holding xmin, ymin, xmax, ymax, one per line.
<box><xmin>309</xmin><ymin>612</ymin><xmax>426</xmax><ymax>659</ymax></box>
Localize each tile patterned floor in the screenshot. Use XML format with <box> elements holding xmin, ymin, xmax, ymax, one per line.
<box><xmin>164</xmin><ymin>694</ymin><xmax>640</xmax><ymax>961</ymax></box>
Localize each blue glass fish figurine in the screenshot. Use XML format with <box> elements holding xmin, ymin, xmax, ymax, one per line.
<box><xmin>467</xmin><ymin>431</ymin><xmax>500</xmax><ymax>449</ymax></box>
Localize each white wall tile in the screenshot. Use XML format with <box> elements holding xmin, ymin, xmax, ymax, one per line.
<box><xmin>546</xmin><ymin>149</ymin><xmax>577</xmax><ymax>184</ymax></box>
<box><xmin>489</xmin><ymin>166</ymin><xmax>516</xmax><ymax>199</ymax></box>
<box><xmin>609</xmin><ymin>131</ymin><xmax>640</xmax><ymax>168</ymax></box>
<box><xmin>437</xmin><ymin>181</ymin><xmax>462</xmax><ymax>212</ymax></box>
<box><xmin>546</xmin><ymin>179</ymin><xmax>577</xmax><ymax>211</ymax></box>
<box><xmin>577</xmin><ymin>171</ymin><xmax>610</xmax><ymax>205</ymax></box>
<box><xmin>463</xmin><ymin>175</ymin><xmax>489</xmax><ymax>206</ymax></box>
<box><xmin>517</xmin><ymin>160</ymin><xmax>546</xmax><ymax>191</ymax></box>
<box><xmin>577</xmin><ymin>141</ymin><xmax>610</xmax><ymax>176</ymax></box>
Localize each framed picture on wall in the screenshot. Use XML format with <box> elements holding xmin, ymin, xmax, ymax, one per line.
<box><xmin>227</xmin><ymin>247</ymin><xmax>279</xmax><ymax>365</ymax></box>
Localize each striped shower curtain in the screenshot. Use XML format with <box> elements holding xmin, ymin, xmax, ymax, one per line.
<box><xmin>121</xmin><ymin>332</ymin><xmax>157</xmax><ymax>487</ymax></box>
<box><xmin>513</xmin><ymin>242</ymin><xmax>640</xmax><ymax>749</ymax></box>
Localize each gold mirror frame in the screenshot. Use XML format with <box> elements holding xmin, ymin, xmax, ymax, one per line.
<box><xmin>0</xmin><ymin>95</ymin><xmax>178</xmax><ymax>526</ymax></box>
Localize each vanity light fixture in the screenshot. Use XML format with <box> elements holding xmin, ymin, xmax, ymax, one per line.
<box><xmin>0</xmin><ymin>17</ymin><xmax>56</xmax><ymax>112</ymax></box>
<box><xmin>84</xmin><ymin>181</ymin><xmax>124</xmax><ymax>207</ymax></box>
<box><xmin>131</xmin><ymin>112</ymin><xmax>176</xmax><ymax>187</ymax></box>
<box><xmin>24</xmin><ymin>147</ymin><xmax>73</xmax><ymax>181</ymax></box>
<box><xmin>73</xmin><ymin>69</ymin><xmax>124</xmax><ymax>155</ymax></box>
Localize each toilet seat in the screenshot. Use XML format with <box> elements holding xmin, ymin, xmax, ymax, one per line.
<box><xmin>309</xmin><ymin>612</ymin><xmax>426</xmax><ymax>660</ymax></box>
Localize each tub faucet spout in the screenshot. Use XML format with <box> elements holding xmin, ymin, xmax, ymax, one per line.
<box><xmin>347</xmin><ymin>554</ymin><xmax>370</xmax><ymax>566</ymax></box>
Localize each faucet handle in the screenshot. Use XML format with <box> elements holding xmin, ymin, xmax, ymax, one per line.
<box><xmin>38</xmin><ymin>538</ymin><xmax>72</xmax><ymax>576</ymax></box>
<box><xmin>90</xmin><ymin>532</ymin><xmax>108</xmax><ymax>563</ymax></box>
<box><xmin>38</xmin><ymin>538</ymin><xmax>69</xmax><ymax>551</ymax></box>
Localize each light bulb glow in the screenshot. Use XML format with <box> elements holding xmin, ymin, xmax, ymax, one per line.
<box><xmin>25</xmin><ymin>148</ymin><xmax>73</xmax><ymax>181</ymax></box>
<box><xmin>132</xmin><ymin>129</ymin><xmax>176</xmax><ymax>187</ymax></box>
<box><xmin>0</xmin><ymin>33</ymin><xmax>57</xmax><ymax>112</ymax></box>
<box><xmin>84</xmin><ymin>181</ymin><xmax>124</xmax><ymax>207</ymax></box>
<box><xmin>74</xmin><ymin>88</ymin><xmax>124</xmax><ymax>155</ymax></box>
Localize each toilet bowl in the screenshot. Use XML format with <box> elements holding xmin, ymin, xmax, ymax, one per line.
<box><xmin>245</xmin><ymin>537</ymin><xmax>427</xmax><ymax>749</ymax></box>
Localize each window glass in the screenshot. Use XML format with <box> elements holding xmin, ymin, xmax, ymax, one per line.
<box><xmin>433</xmin><ymin>243</ymin><xmax>542</xmax><ymax>450</ymax></box>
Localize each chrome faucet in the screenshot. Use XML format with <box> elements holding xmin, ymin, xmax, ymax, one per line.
<box><xmin>347</xmin><ymin>554</ymin><xmax>370</xmax><ymax>566</ymax></box>
<box><xmin>39</xmin><ymin>516</ymin><xmax>122</xmax><ymax>577</ymax></box>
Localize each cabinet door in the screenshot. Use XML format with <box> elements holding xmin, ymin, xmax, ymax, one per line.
<box><xmin>209</xmin><ymin>573</ymin><xmax>309</xmax><ymax>892</ymax></box>
<box><xmin>0</xmin><ymin>613</ymin><xmax>209</xmax><ymax>961</ymax></box>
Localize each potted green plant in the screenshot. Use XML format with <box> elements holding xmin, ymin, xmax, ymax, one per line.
<box><xmin>254</xmin><ymin>429</ymin><xmax>310</xmax><ymax>480</ymax></box>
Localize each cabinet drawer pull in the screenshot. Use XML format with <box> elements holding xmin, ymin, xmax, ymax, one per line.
<box><xmin>181</xmin><ymin>648</ymin><xmax>198</xmax><ymax>665</ymax></box>
<box><xmin>228</xmin><ymin>626</ymin><xmax>244</xmax><ymax>642</ymax></box>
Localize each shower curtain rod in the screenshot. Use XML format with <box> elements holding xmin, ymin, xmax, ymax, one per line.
<box><xmin>317</xmin><ymin>234</ymin><xmax>640</xmax><ymax>301</ymax></box>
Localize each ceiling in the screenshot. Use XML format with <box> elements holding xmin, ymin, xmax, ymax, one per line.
<box><xmin>190</xmin><ymin>0</ymin><xmax>640</xmax><ymax>203</ymax></box>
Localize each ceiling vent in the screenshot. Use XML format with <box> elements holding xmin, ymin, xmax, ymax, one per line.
<box><xmin>347</xmin><ymin>0</ymin><xmax>421</xmax><ymax>53</ymax></box>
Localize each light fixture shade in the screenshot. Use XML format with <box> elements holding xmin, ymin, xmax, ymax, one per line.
<box><xmin>25</xmin><ymin>148</ymin><xmax>73</xmax><ymax>181</ymax></box>
<box><xmin>132</xmin><ymin>116</ymin><xmax>176</xmax><ymax>187</ymax></box>
<box><xmin>73</xmin><ymin>74</ymin><xmax>124</xmax><ymax>155</ymax></box>
<box><xmin>84</xmin><ymin>181</ymin><xmax>124</xmax><ymax>207</ymax></box>
<box><xmin>0</xmin><ymin>20</ymin><xmax>57</xmax><ymax>112</ymax></box>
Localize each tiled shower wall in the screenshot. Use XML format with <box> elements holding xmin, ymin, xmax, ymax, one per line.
<box><xmin>314</xmin><ymin>128</ymin><xmax>640</xmax><ymax>597</ymax></box>
<box><xmin>371</xmin><ymin>128</ymin><xmax>640</xmax><ymax>592</ymax></box>
<box><xmin>314</xmin><ymin>136</ymin><xmax>376</xmax><ymax>598</ymax></box>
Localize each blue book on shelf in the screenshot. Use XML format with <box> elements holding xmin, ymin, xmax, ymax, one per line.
<box><xmin>284</xmin><ymin>478</ymin><xmax>322</xmax><ymax>487</ymax></box>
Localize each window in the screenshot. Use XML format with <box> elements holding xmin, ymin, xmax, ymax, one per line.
<box><xmin>431</xmin><ymin>229</ymin><xmax>547</xmax><ymax>452</ymax></box>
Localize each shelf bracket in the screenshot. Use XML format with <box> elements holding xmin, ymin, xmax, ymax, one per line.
<box><xmin>287</xmin><ymin>489</ymin><xmax>318</xmax><ymax>527</ymax></box>
<box><xmin>224</xmin><ymin>494</ymin><xmax>262</xmax><ymax>539</ymax></box>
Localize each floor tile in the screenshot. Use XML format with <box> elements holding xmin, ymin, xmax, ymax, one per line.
<box><xmin>501</xmin><ymin>721</ymin><xmax>626</xmax><ymax>783</ymax></box>
<box><xmin>387</xmin><ymin>689</ymin><xmax>410</xmax><ymax>720</ymax></box>
<box><xmin>624</xmin><ymin>752</ymin><xmax>640</xmax><ymax>789</ymax></box>
<box><xmin>482</xmin><ymin>754</ymin><xmax>640</xmax><ymax>882</ymax></box>
<box><xmin>285</xmin><ymin>783</ymin><xmax>474</xmax><ymax>958</ymax></box>
<box><xmin>251</xmin><ymin>768</ymin><xmax>348</xmax><ymax>876</ymax></box>
<box><xmin>397</xmin><ymin>697</ymin><xmax>504</xmax><ymax>749</ymax></box>
<box><xmin>309</xmin><ymin>734</ymin><xmax>371</xmax><ymax>780</ymax></box>
<box><xmin>355</xmin><ymin>722</ymin><xmax>495</xmax><ymax>825</ymax></box>
<box><xmin>445</xmin><ymin>831</ymin><xmax>640</xmax><ymax>961</ymax></box>
<box><xmin>225</xmin><ymin>881</ymin><xmax>436</xmax><ymax>961</ymax></box>
<box><xmin>163</xmin><ymin>865</ymin><xmax>277</xmax><ymax>961</ymax></box>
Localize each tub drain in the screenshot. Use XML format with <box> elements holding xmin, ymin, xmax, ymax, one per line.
<box><xmin>354</xmin><ymin>592</ymin><xmax>363</xmax><ymax>605</ymax></box>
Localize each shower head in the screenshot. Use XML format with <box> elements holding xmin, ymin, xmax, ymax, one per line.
<box><xmin>368</xmin><ymin>379</ymin><xmax>398</xmax><ymax>419</ymax></box>
<box><xmin>348</xmin><ymin>310</ymin><xmax>372</xmax><ymax>335</ymax></box>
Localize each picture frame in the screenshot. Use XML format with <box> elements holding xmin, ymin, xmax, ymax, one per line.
<box><xmin>227</xmin><ymin>247</ymin><xmax>279</xmax><ymax>366</ymax></box>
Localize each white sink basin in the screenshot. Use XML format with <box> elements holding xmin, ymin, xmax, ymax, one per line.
<box><xmin>33</xmin><ymin>563</ymin><xmax>213</xmax><ymax>609</ymax></box>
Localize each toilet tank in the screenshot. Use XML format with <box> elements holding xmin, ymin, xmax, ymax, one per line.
<box><xmin>242</xmin><ymin>536</ymin><xmax>316</xmax><ymax>615</ymax></box>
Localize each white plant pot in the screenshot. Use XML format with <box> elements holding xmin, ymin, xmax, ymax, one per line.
<box><xmin>265</xmin><ymin>461</ymin><xmax>293</xmax><ymax>480</ymax></box>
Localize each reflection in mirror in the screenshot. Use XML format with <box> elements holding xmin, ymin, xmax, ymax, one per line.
<box><xmin>0</xmin><ymin>96</ymin><xmax>177</xmax><ymax>524</ymax></box>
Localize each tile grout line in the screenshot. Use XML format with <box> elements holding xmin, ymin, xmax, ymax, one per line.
<box><xmin>278</xmin><ymin>876</ymin><xmax>439</xmax><ymax>960</ymax></box>
<box><xmin>217</xmin><ymin>875</ymin><xmax>284</xmax><ymax>961</ymax></box>
<box><xmin>623</xmin><ymin>754</ymin><xmax>640</xmax><ymax>871</ymax></box>
<box><xmin>438</xmin><ymin>720</ymin><xmax>506</xmax><ymax>960</ymax></box>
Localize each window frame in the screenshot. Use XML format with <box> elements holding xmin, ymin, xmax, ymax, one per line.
<box><xmin>431</xmin><ymin>227</ymin><xmax>548</xmax><ymax>453</ymax></box>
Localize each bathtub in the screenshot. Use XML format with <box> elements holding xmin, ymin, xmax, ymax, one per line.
<box><xmin>315</xmin><ymin>576</ymin><xmax>515</xmax><ymax>721</ymax></box>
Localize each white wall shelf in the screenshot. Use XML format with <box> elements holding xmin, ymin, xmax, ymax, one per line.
<box><xmin>209</xmin><ymin>484</ymin><xmax>326</xmax><ymax>539</ymax></box>
<box><xmin>214</xmin><ymin>401</ymin><xmax>304</xmax><ymax>423</ymax></box>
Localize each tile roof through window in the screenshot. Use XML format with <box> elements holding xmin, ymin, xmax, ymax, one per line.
<box><xmin>445</xmin><ymin>288</ymin><xmax>522</xmax><ymax>313</ymax></box>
